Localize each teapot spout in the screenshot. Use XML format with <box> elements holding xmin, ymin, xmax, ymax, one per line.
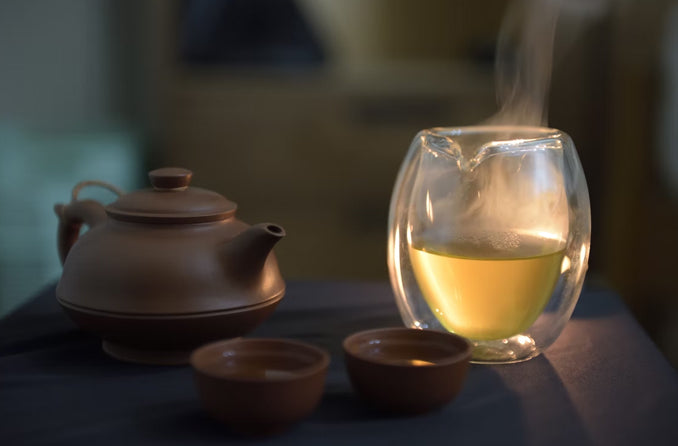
<box><xmin>221</xmin><ymin>223</ymin><xmax>285</xmax><ymax>285</ymax></box>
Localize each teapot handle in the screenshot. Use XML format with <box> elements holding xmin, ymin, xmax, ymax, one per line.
<box><xmin>54</xmin><ymin>181</ymin><xmax>123</xmax><ymax>265</ymax></box>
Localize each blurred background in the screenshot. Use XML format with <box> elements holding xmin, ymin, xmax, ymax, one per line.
<box><xmin>1</xmin><ymin>0</ymin><xmax>677</xmax><ymax>368</ymax></box>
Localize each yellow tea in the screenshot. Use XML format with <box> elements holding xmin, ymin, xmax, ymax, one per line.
<box><xmin>409</xmin><ymin>234</ymin><xmax>564</xmax><ymax>340</ymax></box>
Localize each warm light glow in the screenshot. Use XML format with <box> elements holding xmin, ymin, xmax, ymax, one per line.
<box><xmin>516</xmin><ymin>335</ymin><xmax>532</xmax><ymax>346</ymax></box>
<box><xmin>561</xmin><ymin>255</ymin><xmax>571</xmax><ymax>273</ymax></box>
<box><xmin>425</xmin><ymin>189</ymin><xmax>434</xmax><ymax>222</ymax></box>
<box><xmin>408</xmin><ymin>359</ymin><xmax>435</xmax><ymax>366</ymax></box>
<box><xmin>535</xmin><ymin>230</ymin><xmax>561</xmax><ymax>242</ymax></box>
<box><xmin>579</xmin><ymin>244</ymin><xmax>588</xmax><ymax>268</ymax></box>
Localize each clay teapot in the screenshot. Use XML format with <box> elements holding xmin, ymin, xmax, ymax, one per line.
<box><xmin>54</xmin><ymin>167</ymin><xmax>286</xmax><ymax>365</ymax></box>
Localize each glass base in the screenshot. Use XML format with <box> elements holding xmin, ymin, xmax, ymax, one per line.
<box><xmin>470</xmin><ymin>334</ymin><xmax>541</xmax><ymax>364</ymax></box>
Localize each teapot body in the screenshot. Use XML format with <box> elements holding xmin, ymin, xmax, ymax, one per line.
<box><xmin>54</xmin><ymin>168</ymin><xmax>286</xmax><ymax>364</ymax></box>
<box><xmin>57</xmin><ymin>217</ymin><xmax>284</xmax><ymax>315</ymax></box>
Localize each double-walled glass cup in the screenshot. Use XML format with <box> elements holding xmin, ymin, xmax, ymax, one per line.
<box><xmin>388</xmin><ymin>126</ymin><xmax>590</xmax><ymax>363</ymax></box>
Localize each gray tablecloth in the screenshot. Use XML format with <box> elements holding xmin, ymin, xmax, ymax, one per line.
<box><xmin>1</xmin><ymin>281</ymin><xmax>677</xmax><ymax>445</ymax></box>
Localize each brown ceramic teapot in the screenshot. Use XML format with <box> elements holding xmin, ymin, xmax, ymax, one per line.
<box><xmin>54</xmin><ymin>167</ymin><xmax>286</xmax><ymax>365</ymax></box>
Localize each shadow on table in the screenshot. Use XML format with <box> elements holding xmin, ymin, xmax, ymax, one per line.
<box><xmin>312</xmin><ymin>365</ymin><xmax>530</xmax><ymax>444</ymax></box>
<box><xmin>159</xmin><ymin>410</ymin><xmax>251</xmax><ymax>443</ymax></box>
<box><xmin>497</xmin><ymin>355</ymin><xmax>595</xmax><ymax>445</ymax></box>
<box><xmin>570</xmin><ymin>287</ymin><xmax>625</xmax><ymax>320</ymax></box>
<box><xmin>149</xmin><ymin>368</ymin><xmax>524</xmax><ymax>445</ymax></box>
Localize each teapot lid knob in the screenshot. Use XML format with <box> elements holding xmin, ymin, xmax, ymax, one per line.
<box><xmin>149</xmin><ymin>167</ymin><xmax>192</xmax><ymax>190</ymax></box>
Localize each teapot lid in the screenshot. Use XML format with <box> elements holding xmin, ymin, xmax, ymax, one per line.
<box><xmin>106</xmin><ymin>167</ymin><xmax>237</xmax><ymax>223</ymax></box>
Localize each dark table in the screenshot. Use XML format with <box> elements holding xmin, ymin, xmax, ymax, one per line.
<box><xmin>2</xmin><ymin>282</ymin><xmax>678</xmax><ymax>445</ymax></box>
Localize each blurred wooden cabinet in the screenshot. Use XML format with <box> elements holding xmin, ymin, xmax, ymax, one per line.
<box><xmin>144</xmin><ymin>1</ymin><xmax>498</xmax><ymax>279</ymax></box>
<box><xmin>598</xmin><ymin>0</ymin><xmax>678</xmax><ymax>352</ymax></box>
<box><xmin>154</xmin><ymin>70</ymin><xmax>495</xmax><ymax>279</ymax></box>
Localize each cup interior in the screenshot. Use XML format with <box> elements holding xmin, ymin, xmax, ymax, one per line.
<box><xmin>343</xmin><ymin>328</ymin><xmax>471</xmax><ymax>367</ymax></box>
<box><xmin>191</xmin><ymin>338</ymin><xmax>329</xmax><ymax>381</ymax></box>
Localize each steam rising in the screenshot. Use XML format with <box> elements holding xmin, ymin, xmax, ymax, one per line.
<box><xmin>487</xmin><ymin>0</ymin><xmax>609</xmax><ymax>126</ymax></box>
<box><xmin>411</xmin><ymin>0</ymin><xmax>608</xmax><ymax>253</ymax></box>
<box><xmin>489</xmin><ymin>0</ymin><xmax>559</xmax><ymax>126</ymax></box>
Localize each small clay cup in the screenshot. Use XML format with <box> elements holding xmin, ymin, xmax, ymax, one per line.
<box><xmin>343</xmin><ymin>328</ymin><xmax>471</xmax><ymax>414</ymax></box>
<box><xmin>190</xmin><ymin>338</ymin><xmax>329</xmax><ymax>435</ymax></box>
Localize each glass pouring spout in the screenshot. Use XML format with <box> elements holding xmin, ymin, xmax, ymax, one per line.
<box><xmin>419</xmin><ymin>126</ymin><xmax>565</xmax><ymax>173</ymax></box>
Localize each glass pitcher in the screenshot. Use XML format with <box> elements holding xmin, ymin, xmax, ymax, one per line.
<box><xmin>387</xmin><ymin>126</ymin><xmax>590</xmax><ymax>363</ymax></box>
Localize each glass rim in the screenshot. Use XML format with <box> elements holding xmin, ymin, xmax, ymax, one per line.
<box><xmin>427</xmin><ymin>125</ymin><xmax>563</xmax><ymax>140</ymax></box>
